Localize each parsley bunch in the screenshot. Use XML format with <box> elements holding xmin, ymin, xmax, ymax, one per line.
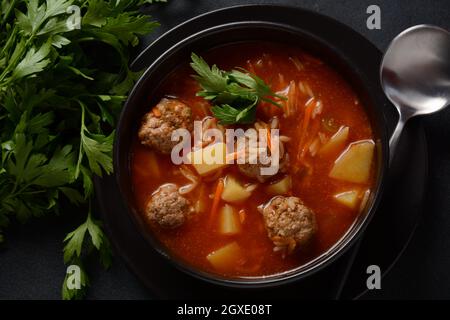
<box><xmin>190</xmin><ymin>53</ymin><xmax>285</xmax><ymax>124</ymax></box>
<box><xmin>0</xmin><ymin>0</ymin><xmax>164</xmax><ymax>299</ymax></box>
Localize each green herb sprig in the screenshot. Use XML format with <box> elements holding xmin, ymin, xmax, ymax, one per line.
<box><xmin>0</xmin><ymin>0</ymin><xmax>164</xmax><ymax>299</ymax></box>
<box><xmin>190</xmin><ymin>53</ymin><xmax>286</xmax><ymax>124</ymax></box>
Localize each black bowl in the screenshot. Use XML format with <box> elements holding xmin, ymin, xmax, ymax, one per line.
<box><xmin>114</xmin><ymin>5</ymin><xmax>389</xmax><ymax>288</ymax></box>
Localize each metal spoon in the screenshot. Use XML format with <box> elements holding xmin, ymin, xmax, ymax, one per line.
<box><xmin>380</xmin><ymin>25</ymin><xmax>450</xmax><ymax>164</ymax></box>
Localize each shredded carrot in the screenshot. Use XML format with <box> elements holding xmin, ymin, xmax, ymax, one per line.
<box><xmin>209</xmin><ymin>178</ymin><xmax>224</xmax><ymax>226</ymax></box>
<box><xmin>266</xmin><ymin>125</ymin><xmax>272</xmax><ymax>153</ymax></box>
<box><xmin>300</xmin><ymin>137</ymin><xmax>314</xmax><ymax>159</ymax></box>
<box><xmin>296</xmin><ymin>101</ymin><xmax>314</xmax><ymax>162</ymax></box>
<box><xmin>238</xmin><ymin>209</ymin><xmax>246</xmax><ymax>224</ymax></box>
<box><xmin>152</xmin><ymin>107</ymin><xmax>161</xmax><ymax>117</ymax></box>
<box><xmin>299</xmin><ymin>119</ymin><xmax>320</xmax><ymax>159</ymax></box>
<box><xmin>285</xmin><ymin>81</ymin><xmax>296</xmax><ymax>117</ymax></box>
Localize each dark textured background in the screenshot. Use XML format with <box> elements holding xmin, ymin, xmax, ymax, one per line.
<box><xmin>1</xmin><ymin>0</ymin><xmax>449</xmax><ymax>299</ymax></box>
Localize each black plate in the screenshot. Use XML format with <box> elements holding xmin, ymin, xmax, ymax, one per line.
<box><xmin>95</xmin><ymin>5</ymin><xmax>428</xmax><ymax>299</ymax></box>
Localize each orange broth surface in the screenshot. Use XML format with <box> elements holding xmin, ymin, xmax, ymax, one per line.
<box><xmin>131</xmin><ymin>42</ymin><xmax>376</xmax><ymax>278</ymax></box>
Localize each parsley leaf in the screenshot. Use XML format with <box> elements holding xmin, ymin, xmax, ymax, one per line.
<box><xmin>75</xmin><ymin>101</ymin><xmax>114</xmax><ymax>178</ymax></box>
<box><xmin>211</xmin><ymin>100</ymin><xmax>258</xmax><ymax>125</ymax></box>
<box><xmin>190</xmin><ymin>53</ymin><xmax>286</xmax><ymax>124</ymax></box>
<box><xmin>6</xmin><ymin>133</ymin><xmax>75</xmax><ymax>188</ymax></box>
<box><xmin>100</xmin><ymin>13</ymin><xmax>159</xmax><ymax>46</ymax></box>
<box><xmin>62</xmin><ymin>204</ymin><xmax>112</xmax><ymax>290</ymax></box>
<box><xmin>190</xmin><ymin>53</ymin><xmax>228</xmax><ymax>98</ymax></box>
<box><xmin>11</xmin><ymin>40</ymin><xmax>52</xmax><ymax>81</ymax></box>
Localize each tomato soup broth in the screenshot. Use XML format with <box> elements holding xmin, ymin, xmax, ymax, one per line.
<box><xmin>131</xmin><ymin>42</ymin><xmax>376</xmax><ymax>278</ymax></box>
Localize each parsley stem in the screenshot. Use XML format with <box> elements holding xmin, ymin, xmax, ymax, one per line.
<box><xmin>0</xmin><ymin>37</ymin><xmax>33</xmax><ymax>84</ymax></box>
<box><xmin>0</xmin><ymin>25</ymin><xmax>18</xmax><ymax>58</ymax></box>
<box><xmin>9</xmin><ymin>183</ymin><xmax>32</xmax><ymax>200</ymax></box>
<box><xmin>74</xmin><ymin>100</ymin><xmax>86</xmax><ymax>180</ymax></box>
<box><xmin>19</xmin><ymin>190</ymin><xmax>46</xmax><ymax>196</ymax></box>
<box><xmin>1</xmin><ymin>0</ymin><xmax>18</xmax><ymax>24</ymax></box>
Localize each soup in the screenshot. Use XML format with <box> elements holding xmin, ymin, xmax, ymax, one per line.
<box><xmin>131</xmin><ymin>42</ymin><xmax>376</xmax><ymax>278</ymax></box>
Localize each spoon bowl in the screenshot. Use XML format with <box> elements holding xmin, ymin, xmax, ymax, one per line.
<box><xmin>381</xmin><ymin>25</ymin><xmax>450</xmax><ymax>163</ymax></box>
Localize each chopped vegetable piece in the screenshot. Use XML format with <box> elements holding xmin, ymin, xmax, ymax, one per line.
<box><xmin>267</xmin><ymin>126</ymin><xmax>272</xmax><ymax>152</ymax></box>
<box><xmin>329</xmin><ymin>140</ymin><xmax>375</xmax><ymax>183</ymax></box>
<box><xmin>285</xmin><ymin>81</ymin><xmax>297</xmax><ymax>117</ymax></box>
<box><xmin>187</xmin><ymin>142</ymin><xmax>228</xmax><ymax>176</ymax></box>
<box><xmin>296</xmin><ymin>99</ymin><xmax>315</xmax><ymax>164</ymax></box>
<box><xmin>309</xmin><ymin>137</ymin><xmax>321</xmax><ymax>156</ymax></box>
<box><xmin>318</xmin><ymin>126</ymin><xmax>349</xmax><ymax>156</ymax></box>
<box><xmin>334</xmin><ymin>190</ymin><xmax>360</xmax><ymax>209</ymax></box>
<box><xmin>209</xmin><ymin>178</ymin><xmax>224</xmax><ymax>225</ymax></box>
<box><xmin>238</xmin><ymin>209</ymin><xmax>246</xmax><ymax>224</ymax></box>
<box><xmin>206</xmin><ymin>242</ymin><xmax>242</xmax><ymax>272</ymax></box>
<box><xmin>219</xmin><ymin>204</ymin><xmax>241</xmax><ymax>235</ymax></box>
<box><xmin>299</xmin><ymin>118</ymin><xmax>320</xmax><ymax>159</ymax></box>
<box><xmin>221</xmin><ymin>176</ymin><xmax>252</xmax><ymax>203</ymax></box>
<box><xmin>265</xmin><ymin>176</ymin><xmax>292</xmax><ymax>195</ymax></box>
<box><xmin>298</xmin><ymin>100</ymin><xmax>314</xmax><ymax>148</ymax></box>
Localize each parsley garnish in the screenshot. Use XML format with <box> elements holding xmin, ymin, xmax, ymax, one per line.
<box><xmin>190</xmin><ymin>53</ymin><xmax>286</xmax><ymax>124</ymax></box>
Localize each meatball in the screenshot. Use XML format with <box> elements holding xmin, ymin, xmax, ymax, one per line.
<box><xmin>138</xmin><ymin>98</ymin><xmax>193</xmax><ymax>154</ymax></box>
<box><xmin>145</xmin><ymin>184</ymin><xmax>193</xmax><ymax>229</ymax></box>
<box><xmin>238</xmin><ymin>159</ymin><xmax>274</xmax><ymax>183</ymax></box>
<box><xmin>236</xmin><ymin>136</ymin><xmax>288</xmax><ymax>183</ymax></box>
<box><xmin>260</xmin><ymin>196</ymin><xmax>317</xmax><ymax>255</ymax></box>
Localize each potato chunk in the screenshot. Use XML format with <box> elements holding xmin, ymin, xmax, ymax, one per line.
<box><xmin>329</xmin><ymin>140</ymin><xmax>375</xmax><ymax>183</ymax></box>
<box><xmin>186</xmin><ymin>142</ymin><xmax>228</xmax><ymax>176</ymax></box>
<box><xmin>334</xmin><ymin>190</ymin><xmax>359</xmax><ymax>209</ymax></box>
<box><xmin>318</xmin><ymin>126</ymin><xmax>349</xmax><ymax>156</ymax></box>
<box><xmin>218</xmin><ymin>204</ymin><xmax>241</xmax><ymax>235</ymax></box>
<box><xmin>221</xmin><ymin>176</ymin><xmax>252</xmax><ymax>203</ymax></box>
<box><xmin>265</xmin><ymin>176</ymin><xmax>292</xmax><ymax>195</ymax></box>
<box><xmin>206</xmin><ymin>242</ymin><xmax>242</xmax><ymax>272</ymax></box>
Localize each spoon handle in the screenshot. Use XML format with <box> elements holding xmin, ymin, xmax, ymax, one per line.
<box><xmin>389</xmin><ymin>111</ymin><xmax>408</xmax><ymax>166</ymax></box>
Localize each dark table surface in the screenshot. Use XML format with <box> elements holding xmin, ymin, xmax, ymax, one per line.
<box><xmin>1</xmin><ymin>0</ymin><xmax>449</xmax><ymax>300</ymax></box>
